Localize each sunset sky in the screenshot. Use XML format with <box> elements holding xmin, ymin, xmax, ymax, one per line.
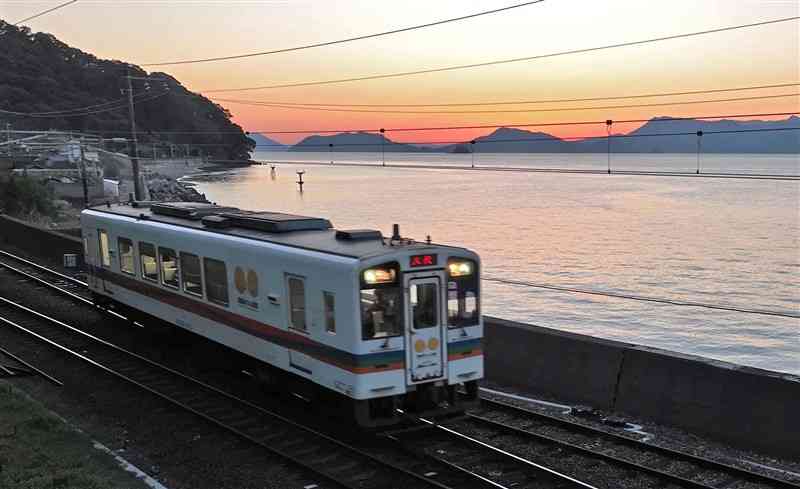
<box><xmin>2</xmin><ymin>0</ymin><xmax>798</xmax><ymax>144</ymax></box>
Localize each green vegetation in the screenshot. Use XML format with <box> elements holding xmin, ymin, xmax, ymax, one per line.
<box><xmin>0</xmin><ymin>382</ymin><xmax>149</xmax><ymax>489</ymax></box>
<box><xmin>0</xmin><ymin>20</ymin><xmax>254</xmax><ymax>161</ymax></box>
<box><xmin>0</xmin><ymin>177</ymin><xmax>57</xmax><ymax>219</ymax></box>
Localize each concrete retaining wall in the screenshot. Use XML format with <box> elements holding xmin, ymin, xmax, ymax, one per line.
<box><xmin>0</xmin><ymin>214</ymin><xmax>84</xmax><ymax>268</ymax></box>
<box><xmin>484</xmin><ymin>316</ymin><xmax>800</xmax><ymax>459</ymax></box>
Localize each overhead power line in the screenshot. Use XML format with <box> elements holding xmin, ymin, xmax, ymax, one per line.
<box><xmin>204</xmin><ymin>16</ymin><xmax>800</xmax><ymax>93</ymax></box>
<box><xmin>213</xmin><ymin>92</ymin><xmax>799</xmax><ymax>114</ymax></box>
<box><xmin>0</xmin><ymin>90</ymin><xmax>170</xmax><ymax>118</ymax></box>
<box><xmin>483</xmin><ymin>277</ymin><xmax>800</xmax><ymax>319</ymax></box>
<box><xmin>141</xmin><ymin>0</ymin><xmax>545</xmax><ymax>66</ymax></box>
<box><xmin>13</xmin><ymin>0</ymin><xmax>78</xmax><ymax>25</ymax></box>
<box><xmin>209</xmin><ymin>82</ymin><xmax>800</xmax><ymax>108</ymax></box>
<box><xmin>80</xmin><ymin>110</ymin><xmax>800</xmax><ymax>135</ymax></box>
<box><xmin>0</xmin><ymin>90</ymin><xmax>160</xmax><ymax>117</ymax></box>
<box><xmin>182</xmin><ymin>126</ymin><xmax>800</xmax><ymax>148</ymax></box>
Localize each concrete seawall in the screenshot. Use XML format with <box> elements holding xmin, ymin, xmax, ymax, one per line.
<box><xmin>484</xmin><ymin>316</ymin><xmax>800</xmax><ymax>459</ymax></box>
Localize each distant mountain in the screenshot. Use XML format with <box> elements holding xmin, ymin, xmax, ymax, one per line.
<box><xmin>442</xmin><ymin>127</ymin><xmax>569</xmax><ymax>153</ymax></box>
<box><xmin>574</xmin><ymin>116</ymin><xmax>800</xmax><ymax>154</ymax></box>
<box><xmin>286</xmin><ymin>117</ymin><xmax>798</xmax><ymax>154</ymax></box>
<box><xmin>290</xmin><ymin>132</ymin><xmax>425</xmax><ymax>152</ymax></box>
<box><xmin>249</xmin><ymin>132</ymin><xmax>287</xmax><ymax>151</ymax></box>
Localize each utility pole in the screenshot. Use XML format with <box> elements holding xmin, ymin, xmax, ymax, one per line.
<box><xmin>4</xmin><ymin>123</ymin><xmax>10</xmax><ymax>155</ymax></box>
<box><xmin>125</xmin><ymin>70</ymin><xmax>142</xmax><ymax>200</ymax></box>
<box><xmin>79</xmin><ymin>141</ymin><xmax>89</xmax><ymax>208</ymax></box>
<box><xmin>380</xmin><ymin>128</ymin><xmax>385</xmax><ymax>166</ymax></box>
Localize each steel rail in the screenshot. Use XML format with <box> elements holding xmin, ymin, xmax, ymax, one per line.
<box><xmin>0</xmin><ymin>255</ymin><xmax>134</xmax><ymax>323</ymax></box>
<box><xmin>0</xmin><ymin>290</ymin><xmax>502</xmax><ymax>489</ymax></box>
<box><xmin>382</xmin><ymin>430</ymin><xmax>511</xmax><ymax>489</ymax></box>
<box><xmin>0</xmin><ymin>343</ymin><xmax>63</xmax><ymax>386</ymax></box>
<box><xmin>392</xmin><ymin>416</ymin><xmax>601</xmax><ymax>489</ymax></box>
<box><xmin>0</xmin><ymin>250</ymin><xmax>88</xmax><ymax>288</ymax></box>
<box><xmin>475</xmin><ymin>396</ymin><xmax>800</xmax><ymax>489</ymax></box>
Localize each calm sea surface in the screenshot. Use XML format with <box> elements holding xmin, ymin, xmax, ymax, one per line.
<box><xmin>186</xmin><ymin>152</ymin><xmax>800</xmax><ymax>375</ymax></box>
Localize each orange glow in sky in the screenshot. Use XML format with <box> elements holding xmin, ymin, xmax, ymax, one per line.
<box><xmin>3</xmin><ymin>0</ymin><xmax>798</xmax><ymax>144</ymax></box>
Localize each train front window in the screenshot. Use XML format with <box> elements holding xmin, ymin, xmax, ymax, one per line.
<box><xmin>361</xmin><ymin>288</ymin><xmax>402</xmax><ymax>340</ymax></box>
<box><xmin>447</xmin><ymin>258</ymin><xmax>479</xmax><ymax>327</ymax></box>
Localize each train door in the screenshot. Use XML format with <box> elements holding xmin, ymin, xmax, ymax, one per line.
<box><xmin>404</xmin><ymin>272</ymin><xmax>447</xmax><ymax>384</ymax></box>
<box><xmin>95</xmin><ymin>228</ymin><xmax>113</xmax><ymax>294</ymax></box>
<box><xmin>83</xmin><ymin>228</ymin><xmax>98</xmax><ymax>289</ymax></box>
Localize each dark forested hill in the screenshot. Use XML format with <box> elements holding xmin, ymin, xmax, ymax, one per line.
<box><xmin>0</xmin><ymin>21</ymin><xmax>254</xmax><ymax>160</ymax></box>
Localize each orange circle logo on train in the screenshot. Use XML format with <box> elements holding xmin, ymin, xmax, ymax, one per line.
<box><xmin>234</xmin><ymin>266</ymin><xmax>247</xmax><ymax>294</ymax></box>
<box><xmin>247</xmin><ymin>269</ymin><xmax>258</xmax><ymax>297</ymax></box>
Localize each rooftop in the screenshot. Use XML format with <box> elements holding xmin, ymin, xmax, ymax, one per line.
<box><xmin>88</xmin><ymin>202</ymin><xmax>443</xmax><ymax>259</ymax></box>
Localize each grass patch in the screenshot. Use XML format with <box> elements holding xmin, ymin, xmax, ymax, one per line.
<box><xmin>0</xmin><ymin>382</ymin><xmax>151</xmax><ymax>489</ymax></box>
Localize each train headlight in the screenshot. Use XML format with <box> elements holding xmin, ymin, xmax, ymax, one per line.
<box><xmin>363</xmin><ymin>268</ymin><xmax>396</xmax><ymax>285</ymax></box>
<box><xmin>448</xmin><ymin>260</ymin><xmax>473</xmax><ymax>277</ymax></box>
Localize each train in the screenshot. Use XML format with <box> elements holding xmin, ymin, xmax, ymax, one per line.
<box><xmin>80</xmin><ymin>201</ymin><xmax>483</xmax><ymax>426</ymax></box>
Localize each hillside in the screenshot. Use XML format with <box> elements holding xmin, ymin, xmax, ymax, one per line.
<box><xmin>0</xmin><ymin>21</ymin><xmax>254</xmax><ymax>160</ymax></box>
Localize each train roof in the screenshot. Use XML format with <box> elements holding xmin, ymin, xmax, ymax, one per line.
<box><xmin>85</xmin><ymin>202</ymin><xmax>463</xmax><ymax>260</ymax></box>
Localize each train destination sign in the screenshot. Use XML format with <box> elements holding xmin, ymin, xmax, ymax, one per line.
<box><xmin>410</xmin><ymin>254</ymin><xmax>437</xmax><ymax>268</ymax></box>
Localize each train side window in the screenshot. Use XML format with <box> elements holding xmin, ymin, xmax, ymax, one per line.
<box><xmin>118</xmin><ymin>238</ymin><xmax>135</xmax><ymax>276</ymax></box>
<box><xmin>159</xmin><ymin>247</ymin><xmax>179</xmax><ymax>289</ymax></box>
<box><xmin>139</xmin><ymin>242</ymin><xmax>158</xmax><ymax>282</ymax></box>
<box><xmin>204</xmin><ymin>258</ymin><xmax>229</xmax><ymax>306</ymax></box>
<box><xmin>98</xmin><ymin>229</ymin><xmax>110</xmax><ymax>268</ymax></box>
<box><xmin>287</xmin><ymin>276</ymin><xmax>306</xmax><ymax>331</ymax></box>
<box><xmin>323</xmin><ymin>291</ymin><xmax>335</xmax><ymax>334</ymax></box>
<box><xmin>180</xmin><ymin>253</ymin><xmax>203</xmax><ymax>296</ymax></box>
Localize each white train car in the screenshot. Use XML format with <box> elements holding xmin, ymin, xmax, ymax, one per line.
<box><xmin>81</xmin><ymin>202</ymin><xmax>482</xmax><ymax>426</ymax></box>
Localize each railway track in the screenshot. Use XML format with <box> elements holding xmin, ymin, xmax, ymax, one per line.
<box><xmin>0</xmin><ymin>343</ymin><xmax>62</xmax><ymax>385</ymax></box>
<box><xmin>0</xmin><ymin>294</ymin><xmax>530</xmax><ymax>489</ymax></box>
<box><xmin>450</xmin><ymin>396</ymin><xmax>800</xmax><ymax>489</ymax></box>
<box><xmin>0</xmin><ymin>249</ymin><xmax>599</xmax><ymax>489</ymax></box>
<box><xmin>387</xmin><ymin>419</ymin><xmax>599</xmax><ymax>488</ymax></box>
<box><xmin>0</xmin><ymin>249</ymin><xmax>90</xmax><ymax>299</ymax></box>
<box><xmin>1</xmin><ymin>248</ymin><xmax>795</xmax><ymax>489</ymax></box>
